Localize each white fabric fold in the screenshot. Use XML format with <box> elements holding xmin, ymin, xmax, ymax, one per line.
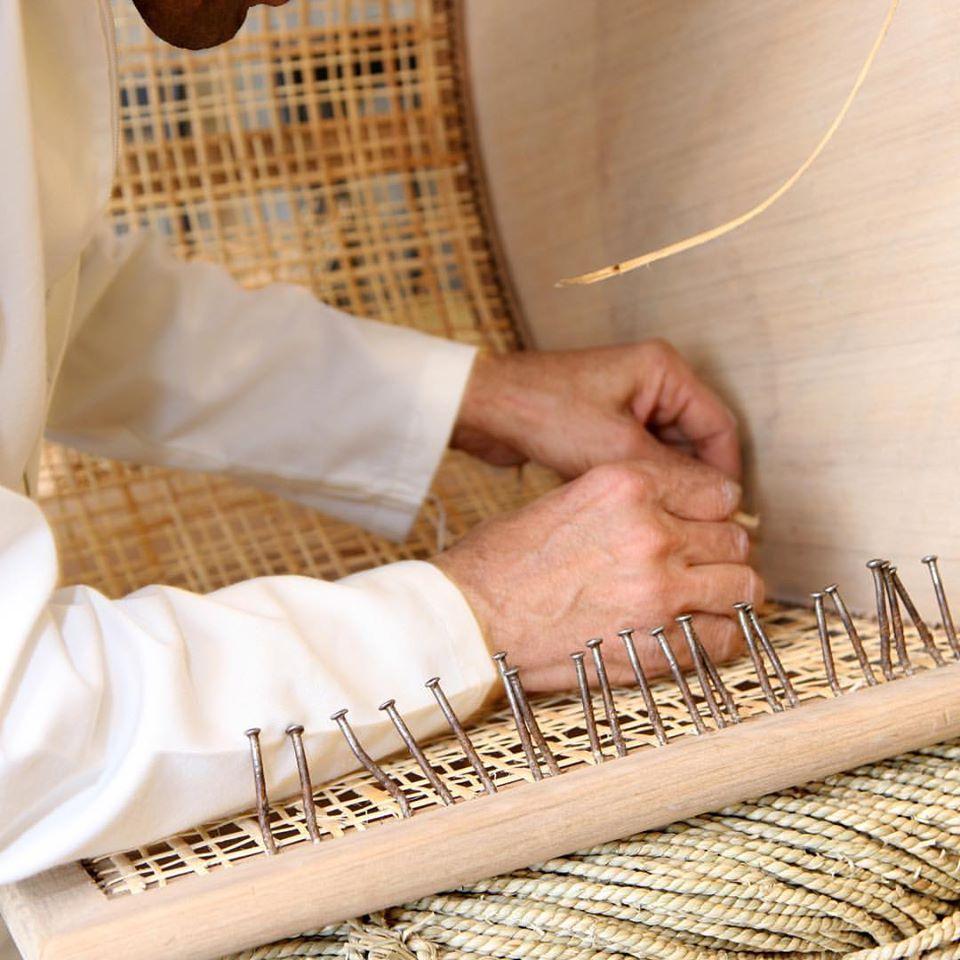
<box><xmin>49</xmin><ymin>227</ymin><xmax>478</xmax><ymax>541</ymax></box>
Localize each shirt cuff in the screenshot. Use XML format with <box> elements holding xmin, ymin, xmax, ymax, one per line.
<box><xmin>250</xmin><ymin>333</ymin><xmax>478</xmax><ymax>543</ymax></box>
<box><xmin>366</xmin><ymin>335</ymin><xmax>478</xmax><ymax>541</ymax></box>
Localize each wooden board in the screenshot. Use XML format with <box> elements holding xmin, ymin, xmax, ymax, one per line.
<box><xmin>3</xmin><ymin>662</ymin><xmax>960</xmax><ymax>960</ymax></box>
<box><xmin>464</xmin><ymin>0</ymin><xmax>960</xmax><ymax>614</ymax></box>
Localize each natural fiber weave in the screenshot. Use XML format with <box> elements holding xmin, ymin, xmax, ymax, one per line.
<box><xmin>81</xmin><ymin>604</ymin><xmax>960</xmax><ymax>958</ymax></box>
<box><xmin>38</xmin><ymin>0</ymin><xmax>537</xmax><ymax>597</ymax></box>
<box><xmin>215</xmin><ymin>744</ymin><xmax>960</xmax><ymax>959</ymax></box>
<box><xmin>85</xmin><ymin>603</ymin><xmax>952</xmax><ymax>896</ymax></box>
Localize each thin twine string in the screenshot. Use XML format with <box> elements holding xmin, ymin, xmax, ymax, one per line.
<box><xmin>424</xmin><ymin>493</ymin><xmax>449</xmax><ymax>554</ymax></box>
<box><xmin>557</xmin><ymin>0</ymin><xmax>900</xmax><ymax>287</ymax></box>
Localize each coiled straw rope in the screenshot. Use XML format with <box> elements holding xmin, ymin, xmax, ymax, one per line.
<box><xmin>230</xmin><ymin>740</ymin><xmax>960</xmax><ymax>959</ymax></box>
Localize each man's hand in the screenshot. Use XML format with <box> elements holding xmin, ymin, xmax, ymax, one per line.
<box><xmin>452</xmin><ymin>341</ymin><xmax>740</xmax><ymax>480</ymax></box>
<box><xmin>434</xmin><ymin>459</ymin><xmax>762</xmax><ymax>692</ymax></box>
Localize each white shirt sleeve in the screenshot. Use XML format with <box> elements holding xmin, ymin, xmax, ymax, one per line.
<box><xmin>47</xmin><ymin>225</ymin><xmax>478</xmax><ymax>541</ymax></box>
<box><xmin>0</xmin><ymin>487</ymin><xmax>495</xmax><ymax>882</ymax></box>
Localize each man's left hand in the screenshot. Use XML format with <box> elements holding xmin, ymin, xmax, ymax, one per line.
<box><xmin>452</xmin><ymin>341</ymin><xmax>740</xmax><ymax>480</ymax></box>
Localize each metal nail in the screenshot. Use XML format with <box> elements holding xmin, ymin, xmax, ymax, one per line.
<box><xmin>586</xmin><ymin>638</ymin><xmax>628</xmax><ymax>756</ymax></box>
<box><xmin>492</xmin><ymin>652</ymin><xmax>542</xmax><ymax>780</ymax></box>
<box><xmin>746</xmin><ymin>605</ymin><xmax>799</xmax><ymax>707</ymax></box>
<box><xmin>285</xmin><ymin>724</ymin><xmax>321</xmax><ymax>844</ymax></box>
<box><xmin>824</xmin><ymin>584</ymin><xmax>878</xmax><ymax>685</ymax></box>
<box><xmin>331</xmin><ymin>709</ymin><xmax>412</xmax><ymax>818</ymax></box>
<box><xmin>380</xmin><ymin>699</ymin><xmax>454</xmax><ymax>806</ymax></box>
<box><xmin>651</xmin><ymin>627</ymin><xmax>707</xmax><ymax>734</ymax></box>
<box><xmin>506</xmin><ymin>668</ymin><xmax>561</xmax><ymax>776</ymax></box>
<box><xmin>694</xmin><ymin>634</ymin><xmax>741</xmax><ymax>723</ymax></box>
<box><xmin>618</xmin><ymin>629</ymin><xmax>668</xmax><ymax>745</ymax></box>
<box><xmin>882</xmin><ymin>564</ymin><xmax>913</xmax><ymax>675</ymax></box>
<box><xmin>425</xmin><ymin>677</ymin><xmax>497</xmax><ymax>794</ymax></box>
<box><xmin>923</xmin><ymin>555</ymin><xmax>960</xmax><ymax>660</ymax></box>
<box><xmin>890</xmin><ymin>570</ymin><xmax>945</xmax><ymax>667</ymax></box>
<box><xmin>245</xmin><ymin>727</ymin><xmax>278</xmax><ymax>855</ymax></box>
<box><xmin>571</xmin><ymin>653</ymin><xmax>604</xmax><ymax>763</ymax></box>
<box><xmin>734</xmin><ymin>602</ymin><xmax>782</xmax><ymax>711</ymax></box>
<box><xmin>812</xmin><ymin>593</ymin><xmax>840</xmax><ymax>696</ymax></box>
<box><xmin>868</xmin><ymin>559</ymin><xmax>895</xmax><ymax>680</ymax></box>
<box><xmin>676</xmin><ymin>615</ymin><xmax>725</xmax><ymax>728</ymax></box>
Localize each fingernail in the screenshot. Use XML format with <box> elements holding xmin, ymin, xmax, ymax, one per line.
<box><xmin>723</xmin><ymin>480</ymin><xmax>742</xmax><ymax>511</ymax></box>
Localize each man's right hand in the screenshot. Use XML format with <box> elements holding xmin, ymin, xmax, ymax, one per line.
<box><xmin>433</xmin><ymin>460</ymin><xmax>763</xmax><ymax>692</ymax></box>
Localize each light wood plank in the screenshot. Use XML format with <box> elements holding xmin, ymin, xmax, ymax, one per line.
<box><xmin>465</xmin><ymin>0</ymin><xmax>960</xmax><ymax>614</ymax></box>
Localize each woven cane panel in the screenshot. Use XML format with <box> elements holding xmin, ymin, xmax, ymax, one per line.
<box><xmin>85</xmin><ymin>602</ymin><xmax>955</xmax><ymax>899</ymax></box>
<box><xmin>38</xmin><ymin>445</ymin><xmax>554</xmax><ymax>594</ymax></box>
<box><xmin>38</xmin><ymin>0</ymin><xmax>532</xmax><ymax>597</ymax></box>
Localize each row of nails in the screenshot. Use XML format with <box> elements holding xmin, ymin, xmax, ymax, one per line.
<box><xmin>243</xmin><ymin>675</ymin><xmax>493</xmax><ymax>854</ymax></box>
<box><xmin>542</xmin><ymin>615</ymin><xmax>746</xmax><ymax>774</ymax></box>
<box><xmin>243</xmin><ymin>555</ymin><xmax>957</xmax><ymax>854</ymax></box>
<box><xmin>812</xmin><ymin>556</ymin><xmax>960</xmax><ymax>697</ymax></box>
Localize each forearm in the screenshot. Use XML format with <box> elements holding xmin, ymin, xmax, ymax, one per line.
<box><xmin>49</xmin><ymin>227</ymin><xmax>477</xmax><ymax>540</ymax></box>
<box><xmin>0</xmin><ymin>489</ymin><xmax>494</xmax><ymax>882</ymax></box>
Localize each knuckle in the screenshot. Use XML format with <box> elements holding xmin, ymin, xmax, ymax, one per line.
<box><xmin>591</xmin><ymin>462</ymin><xmax>654</xmax><ymax>501</ymax></box>
<box><xmin>636</xmin><ymin>518</ymin><xmax>674</xmax><ymax>557</ymax></box>
<box><xmin>643</xmin><ymin>337</ymin><xmax>677</xmax><ymax>362</ymax></box>
<box><xmin>645</xmin><ymin>569</ymin><xmax>676</xmax><ymax>609</ymax></box>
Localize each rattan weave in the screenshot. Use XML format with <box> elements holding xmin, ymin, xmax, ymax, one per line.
<box><xmin>82</xmin><ymin>604</ymin><xmax>960</xmax><ymax>959</ymax></box>
<box><xmin>38</xmin><ymin>0</ymin><xmax>538</xmax><ymax>597</ymax></box>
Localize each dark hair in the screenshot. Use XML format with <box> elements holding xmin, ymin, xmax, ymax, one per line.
<box><xmin>130</xmin><ymin>0</ymin><xmax>250</xmax><ymax>50</ymax></box>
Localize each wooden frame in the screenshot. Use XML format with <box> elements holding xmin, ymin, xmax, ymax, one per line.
<box><xmin>4</xmin><ymin>663</ymin><xmax>960</xmax><ymax>960</ymax></box>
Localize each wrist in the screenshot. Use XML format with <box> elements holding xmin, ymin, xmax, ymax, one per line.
<box><xmin>455</xmin><ymin>352</ymin><xmax>500</xmax><ymax>435</ymax></box>
<box><xmin>431</xmin><ymin>550</ymin><xmax>497</xmax><ymax>655</ymax></box>
<box><xmin>455</xmin><ymin>352</ymin><xmax>540</xmax><ymax>446</ymax></box>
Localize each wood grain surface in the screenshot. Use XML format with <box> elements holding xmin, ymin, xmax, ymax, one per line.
<box><xmin>465</xmin><ymin>0</ymin><xmax>960</xmax><ymax>614</ymax></box>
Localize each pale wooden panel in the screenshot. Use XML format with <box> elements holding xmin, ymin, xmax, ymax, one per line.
<box><xmin>465</xmin><ymin>0</ymin><xmax>960</xmax><ymax>614</ymax></box>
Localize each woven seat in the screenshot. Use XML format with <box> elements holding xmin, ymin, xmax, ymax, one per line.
<box><xmin>36</xmin><ymin>2</ymin><xmax>960</xmax><ymax>957</ymax></box>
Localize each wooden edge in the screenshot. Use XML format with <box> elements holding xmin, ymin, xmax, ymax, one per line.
<box><xmin>450</xmin><ymin>0</ymin><xmax>533</xmax><ymax>350</ymax></box>
<box><xmin>4</xmin><ymin>663</ymin><xmax>960</xmax><ymax>960</ymax></box>
<box><xmin>0</xmin><ymin>863</ymin><xmax>101</xmax><ymax>960</ymax></box>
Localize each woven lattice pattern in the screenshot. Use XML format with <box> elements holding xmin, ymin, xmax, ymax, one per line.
<box><xmin>38</xmin><ymin>0</ymin><xmax>533</xmax><ymax>596</ymax></box>
<box><xmin>85</xmin><ymin>602</ymin><xmax>954</xmax><ymax>897</ymax></box>
<box><xmin>39</xmin><ymin>445</ymin><xmax>554</xmax><ymax>595</ymax></box>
